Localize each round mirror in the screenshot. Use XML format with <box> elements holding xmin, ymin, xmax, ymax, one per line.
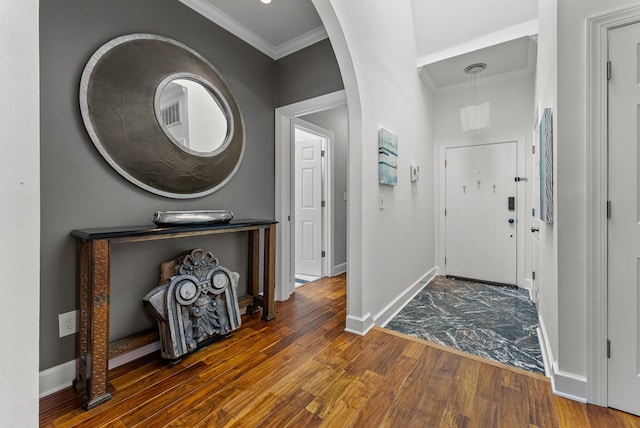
<box><xmin>156</xmin><ymin>76</ymin><xmax>231</xmax><ymax>157</ymax></box>
<box><xmin>79</xmin><ymin>34</ymin><xmax>245</xmax><ymax>199</ymax></box>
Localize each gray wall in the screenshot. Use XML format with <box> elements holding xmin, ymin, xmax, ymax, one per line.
<box><xmin>39</xmin><ymin>0</ymin><xmax>275</xmax><ymax>370</ymax></box>
<box><xmin>275</xmin><ymin>38</ymin><xmax>344</xmax><ymax>107</ymax></box>
<box><xmin>301</xmin><ymin>105</ymin><xmax>348</xmax><ymax>268</ymax></box>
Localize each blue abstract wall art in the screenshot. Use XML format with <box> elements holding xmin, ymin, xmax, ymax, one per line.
<box><xmin>378</xmin><ymin>128</ymin><xmax>398</xmax><ymax>186</ymax></box>
<box><xmin>539</xmin><ymin>108</ymin><xmax>553</xmax><ymax>223</ymax></box>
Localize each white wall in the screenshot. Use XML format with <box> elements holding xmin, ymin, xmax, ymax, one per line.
<box><xmin>0</xmin><ymin>0</ymin><xmax>40</xmax><ymax>425</ymax></box>
<box><xmin>433</xmin><ymin>74</ymin><xmax>536</xmax><ymax>289</ymax></box>
<box><xmin>412</xmin><ymin>0</ymin><xmax>538</xmax><ymax>64</ymax></box>
<box><xmin>534</xmin><ymin>0</ymin><xmax>561</xmax><ymax>393</ymax></box>
<box><xmin>553</xmin><ymin>0</ymin><xmax>640</xmax><ymax>401</ymax></box>
<box><xmin>313</xmin><ymin>0</ymin><xmax>435</xmax><ymax>333</ymax></box>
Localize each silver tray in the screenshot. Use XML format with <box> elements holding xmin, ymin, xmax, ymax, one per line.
<box><xmin>152</xmin><ymin>210</ymin><xmax>234</xmax><ymax>226</ymax></box>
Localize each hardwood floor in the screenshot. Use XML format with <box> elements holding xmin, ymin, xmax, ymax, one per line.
<box><xmin>40</xmin><ymin>274</ymin><xmax>640</xmax><ymax>427</ymax></box>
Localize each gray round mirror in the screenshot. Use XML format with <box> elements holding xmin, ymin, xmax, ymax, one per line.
<box><xmin>79</xmin><ymin>34</ymin><xmax>245</xmax><ymax>199</ymax></box>
<box><xmin>155</xmin><ymin>75</ymin><xmax>231</xmax><ymax>157</ymax></box>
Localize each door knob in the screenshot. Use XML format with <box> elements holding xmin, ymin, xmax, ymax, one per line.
<box><xmin>531</xmin><ymin>226</ymin><xmax>539</xmax><ymax>233</ymax></box>
<box><xmin>508</xmin><ymin>218</ymin><xmax>515</xmax><ymax>224</ymax></box>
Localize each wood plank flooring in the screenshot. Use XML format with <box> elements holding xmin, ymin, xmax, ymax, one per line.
<box><xmin>40</xmin><ymin>274</ymin><xmax>640</xmax><ymax>427</ymax></box>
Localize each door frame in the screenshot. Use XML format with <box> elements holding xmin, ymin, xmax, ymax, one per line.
<box><xmin>275</xmin><ymin>90</ymin><xmax>347</xmax><ymax>301</ymax></box>
<box><xmin>438</xmin><ymin>136</ymin><xmax>527</xmax><ymax>288</ymax></box>
<box><xmin>586</xmin><ymin>4</ymin><xmax>640</xmax><ymax>407</ymax></box>
<box><xmin>292</xmin><ymin>117</ymin><xmax>334</xmax><ymax>280</ymax></box>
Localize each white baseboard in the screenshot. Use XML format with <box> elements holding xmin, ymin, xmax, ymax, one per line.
<box><xmin>345</xmin><ymin>312</ymin><xmax>375</xmax><ymax>336</ymax></box>
<box><xmin>39</xmin><ymin>359</ymin><xmax>76</xmax><ymax>398</ymax></box>
<box><xmin>375</xmin><ymin>267</ymin><xmax>437</xmax><ymax>327</ymax></box>
<box><xmin>39</xmin><ymin>340</ymin><xmax>163</xmax><ymax>399</ymax></box>
<box><xmin>331</xmin><ymin>262</ymin><xmax>347</xmax><ymax>276</ymax></box>
<box><xmin>552</xmin><ymin>366</ymin><xmax>588</xmax><ymax>403</ymax></box>
<box><xmin>538</xmin><ymin>312</ymin><xmax>588</xmax><ymax>403</ymax></box>
<box><xmin>108</xmin><ymin>341</ymin><xmax>161</xmax><ymax>370</ymax></box>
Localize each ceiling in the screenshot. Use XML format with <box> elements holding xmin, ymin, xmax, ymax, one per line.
<box><xmin>179</xmin><ymin>0</ymin><xmax>537</xmax><ymax>90</ymax></box>
<box><xmin>420</xmin><ymin>36</ymin><xmax>537</xmax><ymax>93</ymax></box>
<box><xmin>179</xmin><ymin>0</ymin><xmax>326</xmax><ymax>60</ymax></box>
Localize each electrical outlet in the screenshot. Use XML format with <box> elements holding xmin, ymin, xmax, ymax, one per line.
<box><xmin>59</xmin><ymin>310</ymin><xmax>78</xmax><ymax>337</ymax></box>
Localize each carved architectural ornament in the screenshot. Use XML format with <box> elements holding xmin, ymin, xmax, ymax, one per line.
<box><xmin>143</xmin><ymin>249</ymin><xmax>241</xmax><ymax>360</ymax></box>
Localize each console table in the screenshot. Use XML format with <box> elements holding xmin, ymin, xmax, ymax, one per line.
<box><xmin>70</xmin><ymin>219</ymin><xmax>277</xmax><ymax>410</ymax></box>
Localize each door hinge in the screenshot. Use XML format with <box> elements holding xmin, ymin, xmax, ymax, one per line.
<box><xmin>607</xmin><ymin>339</ymin><xmax>611</xmax><ymax>358</ymax></box>
<box><xmin>607</xmin><ymin>200</ymin><xmax>612</xmax><ymax>219</ymax></box>
<box><xmin>532</xmin><ymin>145</ymin><xmax>536</xmax><ymax>154</ymax></box>
<box><xmin>607</xmin><ymin>60</ymin><xmax>612</xmax><ymax>81</ymax></box>
<box><xmin>444</xmin><ymin>208</ymin><xmax>447</xmax><ymax>216</ymax></box>
<box><xmin>321</xmin><ymin>150</ymin><xmax>325</xmax><ymax>157</ymax></box>
<box><xmin>321</xmin><ymin>200</ymin><xmax>326</xmax><ymax>208</ymax></box>
<box><xmin>288</xmin><ymin>215</ymin><xmax>291</xmax><ymax>221</ymax></box>
<box><xmin>445</xmin><ymin>160</ymin><xmax>447</xmax><ymax>168</ymax></box>
<box><xmin>444</xmin><ymin>257</ymin><xmax>447</xmax><ymax>265</ymax></box>
<box><xmin>532</xmin><ymin>271</ymin><xmax>536</xmax><ymax>280</ymax></box>
<box><xmin>532</xmin><ymin>208</ymin><xmax>536</xmax><ymax>217</ymax></box>
<box><xmin>321</xmin><ymin>250</ymin><xmax>326</xmax><ymax>258</ymax></box>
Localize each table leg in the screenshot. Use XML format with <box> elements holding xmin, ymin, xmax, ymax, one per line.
<box><xmin>74</xmin><ymin>240</ymin><xmax>89</xmax><ymax>394</ymax></box>
<box><xmin>262</xmin><ymin>224</ymin><xmax>276</xmax><ymax>321</ymax></box>
<box><xmin>84</xmin><ymin>239</ymin><xmax>112</xmax><ymax>409</ymax></box>
<box><xmin>246</xmin><ymin>229</ymin><xmax>261</xmax><ymax>314</ymax></box>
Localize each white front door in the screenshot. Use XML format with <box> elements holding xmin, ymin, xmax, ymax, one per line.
<box><xmin>607</xmin><ymin>22</ymin><xmax>640</xmax><ymax>416</ymax></box>
<box><xmin>445</xmin><ymin>142</ymin><xmax>518</xmax><ymax>285</ymax></box>
<box><xmin>294</xmin><ymin>129</ymin><xmax>323</xmax><ymax>277</ymax></box>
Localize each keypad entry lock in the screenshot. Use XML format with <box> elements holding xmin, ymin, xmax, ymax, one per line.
<box><xmin>508</xmin><ymin>197</ymin><xmax>516</xmax><ymax>227</ymax></box>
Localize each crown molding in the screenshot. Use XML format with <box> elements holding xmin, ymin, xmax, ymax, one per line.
<box><xmin>274</xmin><ymin>26</ymin><xmax>328</xmax><ymax>59</ymax></box>
<box><xmin>433</xmin><ymin>66</ymin><xmax>533</xmax><ymax>95</ymax></box>
<box><xmin>179</xmin><ymin>0</ymin><xmax>326</xmax><ymax>60</ymax></box>
<box><xmin>418</xmin><ymin>67</ymin><xmax>438</xmax><ymax>93</ymax></box>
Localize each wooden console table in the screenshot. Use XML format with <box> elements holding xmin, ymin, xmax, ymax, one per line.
<box><xmin>70</xmin><ymin>219</ymin><xmax>277</xmax><ymax>410</ymax></box>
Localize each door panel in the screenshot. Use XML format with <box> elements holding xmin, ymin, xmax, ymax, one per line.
<box><xmin>445</xmin><ymin>143</ymin><xmax>518</xmax><ymax>285</ymax></box>
<box><xmin>295</xmin><ymin>136</ymin><xmax>322</xmax><ymax>277</ymax></box>
<box><xmin>607</xmin><ymin>22</ymin><xmax>640</xmax><ymax>416</ymax></box>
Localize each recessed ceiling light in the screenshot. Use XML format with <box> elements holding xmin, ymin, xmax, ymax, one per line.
<box><xmin>261</xmin><ymin>0</ymin><xmax>272</xmax><ymax>4</ymax></box>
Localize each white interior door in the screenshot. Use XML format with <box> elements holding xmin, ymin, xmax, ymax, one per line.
<box><xmin>445</xmin><ymin>142</ymin><xmax>518</xmax><ymax>285</ymax></box>
<box><xmin>607</xmin><ymin>22</ymin><xmax>640</xmax><ymax>416</ymax></box>
<box><xmin>294</xmin><ymin>129</ymin><xmax>323</xmax><ymax>277</ymax></box>
<box><xmin>531</xmin><ymin>110</ymin><xmax>541</xmax><ymax>303</ymax></box>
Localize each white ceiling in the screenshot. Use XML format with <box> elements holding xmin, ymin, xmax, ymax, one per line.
<box><xmin>179</xmin><ymin>0</ymin><xmax>538</xmax><ymax>91</ymax></box>
<box><xmin>421</xmin><ymin>36</ymin><xmax>537</xmax><ymax>93</ymax></box>
<box><xmin>179</xmin><ymin>0</ymin><xmax>326</xmax><ymax>60</ymax></box>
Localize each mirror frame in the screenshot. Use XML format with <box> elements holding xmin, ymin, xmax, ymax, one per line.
<box><xmin>79</xmin><ymin>33</ymin><xmax>245</xmax><ymax>199</ymax></box>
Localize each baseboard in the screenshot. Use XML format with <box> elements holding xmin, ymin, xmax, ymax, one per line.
<box><xmin>345</xmin><ymin>313</ymin><xmax>375</xmax><ymax>336</ymax></box>
<box><xmin>375</xmin><ymin>267</ymin><xmax>437</xmax><ymax>327</ymax></box>
<box><xmin>39</xmin><ymin>340</ymin><xmax>164</xmax><ymax>399</ymax></box>
<box><xmin>331</xmin><ymin>262</ymin><xmax>347</xmax><ymax>276</ymax></box>
<box><xmin>39</xmin><ymin>360</ymin><xmax>76</xmax><ymax>398</ymax></box>
<box><xmin>538</xmin><ymin>313</ymin><xmax>588</xmax><ymax>403</ymax></box>
<box><xmin>108</xmin><ymin>341</ymin><xmax>161</xmax><ymax>370</ymax></box>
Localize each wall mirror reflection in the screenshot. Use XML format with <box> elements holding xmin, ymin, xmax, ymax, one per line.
<box><xmin>156</xmin><ymin>76</ymin><xmax>231</xmax><ymax>156</ymax></box>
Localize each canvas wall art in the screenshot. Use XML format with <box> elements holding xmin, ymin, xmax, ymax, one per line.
<box><xmin>539</xmin><ymin>108</ymin><xmax>553</xmax><ymax>223</ymax></box>
<box><xmin>378</xmin><ymin>128</ymin><xmax>398</xmax><ymax>185</ymax></box>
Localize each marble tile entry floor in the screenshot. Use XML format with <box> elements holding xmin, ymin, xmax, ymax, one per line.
<box><xmin>385</xmin><ymin>276</ymin><xmax>545</xmax><ymax>374</ymax></box>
